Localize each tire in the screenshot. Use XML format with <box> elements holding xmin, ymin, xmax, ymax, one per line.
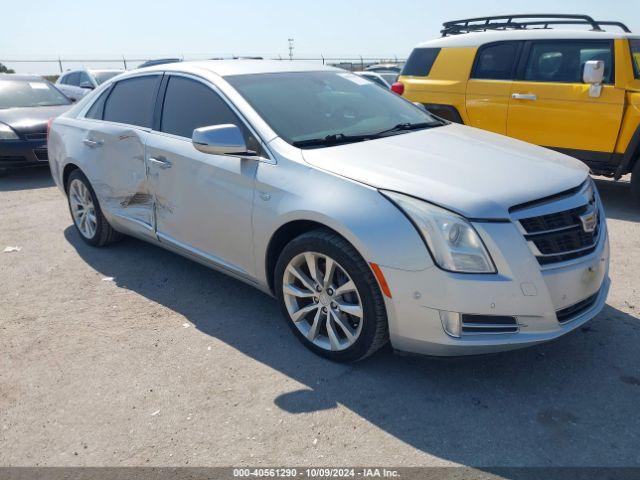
<box><xmin>66</xmin><ymin>169</ymin><xmax>123</xmax><ymax>247</ymax></box>
<box><xmin>632</xmin><ymin>160</ymin><xmax>640</xmax><ymax>205</ymax></box>
<box><xmin>275</xmin><ymin>229</ymin><xmax>389</xmax><ymax>362</ymax></box>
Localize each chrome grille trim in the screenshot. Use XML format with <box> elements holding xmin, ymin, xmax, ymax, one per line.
<box><xmin>511</xmin><ymin>180</ymin><xmax>602</xmax><ymax>267</ymax></box>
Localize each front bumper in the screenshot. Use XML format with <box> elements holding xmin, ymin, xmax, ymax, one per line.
<box><xmin>381</xmin><ymin>219</ymin><xmax>610</xmax><ymax>357</ymax></box>
<box><xmin>0</xmin><ymin>138</ymin><xmax>49</xmax><ymax>168</ymax></box>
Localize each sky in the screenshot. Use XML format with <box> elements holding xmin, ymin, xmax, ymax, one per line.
<box><xmin>1</xmin><ymin>0</ymin><xmax>639</xmax><ymax>74</ymax></box>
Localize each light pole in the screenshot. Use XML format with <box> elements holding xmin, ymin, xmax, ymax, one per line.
<box><xmin>288</xmin><ymin>38</ymin><xmax>294</xmax><ymax>61</ymax></box>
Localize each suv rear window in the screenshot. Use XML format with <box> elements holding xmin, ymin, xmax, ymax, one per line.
<box><xmin>631</xmin><ymin>39</ymin><xmax>640</xmax><ymax>79</ymax></box>
<box><xmin>472</xmin><ymin>43</ymin><xmax>521</xmax><ymax>80</ymax></box>
<box><xmin>401</xmin><ymin>48</ymin><xmax>440</xmax><ymax>77</ymax></box>
<box><xmin>103</xmin><ymin>75</ymin><xmax>161</xmax><ymax>128</ymax></box>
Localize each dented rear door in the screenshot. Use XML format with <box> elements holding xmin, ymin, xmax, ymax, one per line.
<box><xmin>85</xmin><ymin>123</ymin><xmax>154</xmax><ymax>237</ymax></box>
<box><xmin>87</xmin><ymin>74</ymin><xmax>162</xmax><ymax>238</ymax></box>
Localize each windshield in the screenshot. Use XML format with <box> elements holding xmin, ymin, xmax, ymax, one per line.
<box><xmin>0</xmin><ymin>80</ymin><xmax>70</xmax><ymax>109</ymax></box>
<box><xmin>93</xmin><ymin>71</ymin><xmax>120</xmax><ymax>85</ymax></box>
<box><xmin>631</xmin><ymin>40</ymin><xmax>640</xmax><ymax>79</ymax></box>
<box><xmin>225</xmin><ymin>71</ymin><xmax>440</xmax><ymax>147</ymax></box>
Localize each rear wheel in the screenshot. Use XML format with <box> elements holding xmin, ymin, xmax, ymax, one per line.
<box><xmin>275</xmin><ymin>229</ymin><xmax>388</xmax><ymax>362</ymax></box>
<box><xmin>632</xmin><ymin>160</ymin><xmax>640</xmax><ymax>204</ymax></box>
<box><xmin>66</xmin><ymin>169</ymin><xmax>122</xmax><ymax>246</ymax></box>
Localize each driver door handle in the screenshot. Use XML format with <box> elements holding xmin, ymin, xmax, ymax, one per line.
<box><xmin>511</xmin><ymin>93</ymin><xmax>538</xmax><ymax>101</ymax></box>
<box><xmin>148</xmin><ymin>156</ymin><xmax>172</xmax><ymax>169</ymax></box>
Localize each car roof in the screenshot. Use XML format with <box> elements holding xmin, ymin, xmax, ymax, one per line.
<box><xmin>417</xmin><ymin>29</ymin><xmax>640</xmax><ymax>48</ymax></box>
<box><xmin>0</xmin><ymin>74</ymin><xmax>46</xmax><ymax>82</ymax></box>
<box><xmin>137</xmin><ymin>60</ymin><xmax>341</xmax><ymax>77</ymax></box>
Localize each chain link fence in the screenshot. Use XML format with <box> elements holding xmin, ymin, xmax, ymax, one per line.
<box><xmin>0</xmin><ymin>55</ymin><xmax>406</xmax><ymax>80</ymax></box>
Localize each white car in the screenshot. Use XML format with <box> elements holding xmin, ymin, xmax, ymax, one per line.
<box><xmin>56</xmin><ymin>69</ymin><xmax>122</xmax><ymax>102</ymax></box>
<box><xmin>48</xmin><ymin>61</ymin><xmax>609</xmax><ymax>362</ymax></box>
<box><xmin>354</xmin><ymin>71</ymin><xmax>398</xmax><ymax>89</ymax></box>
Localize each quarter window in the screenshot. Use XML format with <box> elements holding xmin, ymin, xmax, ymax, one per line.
<box><xmin>103</xmin><ymin>75</ymin><xmax>161</xmax><ymax>128</ymax></box>
<box><xmin>160</xmin><ymin>76</ymin><xmax>257</xmax><ymax>150</ymax></box>
<box><xmin>85</xmin><ymin>88</ymin><xmax>111</xmax><ymax>120</ymax></box>
<box><xmin>524</xmin><ymin>41</ymin><xmax>613</xmax><ymax>84</ymax></box>
<box><xmin>472</xmin><ymin>43</ymin><xmax>520</xmax><ymax>80</ymax></box>
<box><xmin>402</xmin><ymin>48</ymin><xmax>441</xmax><ymax>77</ymax></box>
<box><xmin>631</xmin><ymin>39</ymin><xmax>640</xmax><ymax>79</ymax></box>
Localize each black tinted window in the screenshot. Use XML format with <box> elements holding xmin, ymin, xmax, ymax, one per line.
<box><xmin>524</xmin><ymin>41</ymin><xmax>613</xmax><ymax>83</ymax></box>
<box><xmin>402</xmin><ymin>48</ymin><xmax>440</xmax><ymax>77</ymax></box>
<box><xmin>161</xmin><ymin>76</ymin><xmax>244</xmax><ymax>138</ymax></box>
<box><xmin>103</xmin><ymin>76</ymin><xmax>160</xmax><ymax>128</ymax></box>
<box><xmin>472</xmin><ymin>43</ymin><xmax>520</xmax><ymax>80</ymax></box>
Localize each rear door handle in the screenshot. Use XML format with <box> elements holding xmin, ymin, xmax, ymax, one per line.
<box><xmin>148</xmin><ymin>156</ymin><xmax>172</xmax><ymax>169</ymax></box>
<box><xmin>83</xmin><ymin>138</ymin><xmax>104</xmax><ymax>148</ymax></box>
<box><xmin>511</xmin><ymin>93</ymin><xmax>538</xmax><ymax>101</ymax></box>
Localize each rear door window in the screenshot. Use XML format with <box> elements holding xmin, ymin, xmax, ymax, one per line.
<box><xmin>401</xmin><ymin>48</ymin><xmax>441</xmax><ymax>77</ymax></box>
<box><xmin>524</xmin><ymin>41</ymin><xmax>614</xmax><ymax>84</ymax></box>
<box><xmin>103</xmin><ymin>75</ymin><xmax>161</xmax><ymax>128</ymax></box>
<box><xmin>472</xmin><ymin>43</ymin><xmax>521</xmax><ymax>80</ymax></box>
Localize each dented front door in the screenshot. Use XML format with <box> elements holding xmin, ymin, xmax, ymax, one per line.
<box><xmin>83</xmin><ymin>122</ymin><xmax>155</xmax><ymax>238</ymax></box>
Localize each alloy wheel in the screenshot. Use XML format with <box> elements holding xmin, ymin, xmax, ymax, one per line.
<box><xmin>69</xmin><ymin>178</ymin><xmax>97</xmax><ymax>239</ymax></box>
<box><xmin>282</xmin><ymin>252</ymin><xmax>363</xmax><ymax>351</ymax></box>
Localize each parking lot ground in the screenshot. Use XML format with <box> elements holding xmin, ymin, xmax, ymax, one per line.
<box><xmin>0</xmin><ymin>168</ymin><xmax>639</xmax><ymax>468</ymax></box>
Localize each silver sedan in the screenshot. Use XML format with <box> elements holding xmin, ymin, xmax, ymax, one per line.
<box><xmin>48</xmin><ymin>61</ymin><xmax>609</xmax><ymax>362</ymax></box>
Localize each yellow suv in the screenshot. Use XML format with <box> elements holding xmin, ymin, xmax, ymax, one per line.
<box><xmin>397</xmin><ymin>15</ymin><xmax>640</xmax><ymax>201</ymax></box>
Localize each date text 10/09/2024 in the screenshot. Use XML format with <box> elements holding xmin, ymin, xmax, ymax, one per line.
<box><xmin>233</xmin><ymin>468</ymin><xmax>400</xmax><ymax>478</ymax></box>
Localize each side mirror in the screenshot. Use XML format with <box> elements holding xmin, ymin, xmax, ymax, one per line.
<box><xmin>583</xmin><ymin>60</ymin><xmax>604</xmax><ymax>97</ymax></box>
<box><xmin>79</xmin><ymin>81</ymin><xmax>94</xmax><ymax>90</ymax></box>
<box><xmin>192</xmin><ymin>124</ymin><xmax>248</xmax><ymax>155</ymax></box>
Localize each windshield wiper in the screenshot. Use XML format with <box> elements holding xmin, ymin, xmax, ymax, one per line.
<box><xmin>292</xmin><ymin>121</ymin><xmax>442</xmax><ymax>149</ymax></box>
<box><xmin>372</xmin><ymin>121</ymin><xmax>441</xmax><ymax>137</ymax></box>
<box><xmin>292</xmin><ymin>133</ymin><xmax>372</xmax><ymax>148</ymax></box>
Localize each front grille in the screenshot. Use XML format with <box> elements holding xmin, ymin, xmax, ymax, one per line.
<box><xmin>556</xmin><ymin>292</ymin><xmax>599</xmax><ymax>323</ymax></box>
<box><xmin>461</xmin><ymin>314</ymin><xmax>519</xmax><ymax>334</ymax></box>
<box><xmin>33</xmin><ymin>148</ymin><xmax>48</xmax><ymax>161</ymax></box>
<box><xmin>518</xmin><ymin>199</ymin><xmax>601</xmax><ymax>266</ymax></box>
<box><xmin>25</xmin><ymin>132</ymin><xmax>47</xmax><ymax>141</ymax></box>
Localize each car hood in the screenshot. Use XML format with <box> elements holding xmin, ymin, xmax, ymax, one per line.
<box><xmin>301</xmin><ymin>124</ymin><xmax>589</xmax><ymax>219</ymax></box>
<box><xmin>0</xmin><ymin>105</ymin><xmax>71</xmax><ymax>134</ymax></box>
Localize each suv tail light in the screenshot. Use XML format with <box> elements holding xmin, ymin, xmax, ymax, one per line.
<box><xmin>391</xmin><ymin>82</ymin><xmax>404</xmax><ymax>95</ymax></box>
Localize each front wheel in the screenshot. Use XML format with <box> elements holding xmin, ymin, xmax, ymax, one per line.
<box><xmin>275</xmin><ymin>229</ymin><xmax>389</xmax><ymax>362</ymax></box>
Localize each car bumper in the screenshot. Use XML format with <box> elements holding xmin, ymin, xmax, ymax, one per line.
<box><xmin>0</xmin><ymin>139</ymin><xmax>49</xmax><ymax>168</ymax></box>
<box><xmin>381</xmin><ymin>220</ymin><xmax>610</xmax><ymax>357</ymax></box>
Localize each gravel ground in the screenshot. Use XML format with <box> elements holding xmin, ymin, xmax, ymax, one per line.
<box><xmin>0</xmin><ymin>168</ymin><xmax>638</xmax><ymax>468</ymax></box>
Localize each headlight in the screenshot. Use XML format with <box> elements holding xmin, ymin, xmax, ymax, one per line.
<box><xmin>0</xmin><ymin>122</ymin><xmax>19</xmax><ymax>140</ymax></box>
<box><xmin>383</xmin><ymin>191</ymin><xmax>497</xmax><ymax>273</ymax></box>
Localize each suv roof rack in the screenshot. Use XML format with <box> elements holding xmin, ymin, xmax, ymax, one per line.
<box><xmin>441</xmin><ymin>14</ymin><xmax>631</xmax><ymax>36</ymax></box>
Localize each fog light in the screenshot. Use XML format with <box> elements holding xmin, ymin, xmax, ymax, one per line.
<box><xmin>439</xmin><ymin>311</ymin><xmax>462</xmax><ymax>338</ymax></box>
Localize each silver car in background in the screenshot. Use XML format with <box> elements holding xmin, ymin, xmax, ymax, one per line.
<box><xmin>56</xmin><ymin>69</ymin><xmax>123</xmax><ymax>101</ymax></box>
<box><xmin>48</xmin><ymin>61</ymin><xmax>609</xmax><ymax>362</ymax></box>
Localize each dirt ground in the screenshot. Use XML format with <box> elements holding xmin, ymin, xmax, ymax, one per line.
<box><xmin>0</xmin><ymin>168</ymin><xmax>639</xmax><ymax>468</ymax></box>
